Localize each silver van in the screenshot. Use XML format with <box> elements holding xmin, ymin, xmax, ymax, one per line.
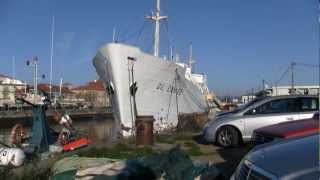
<box><xmin>202</xmin><ymin>95</ymin><xmax>318</xmax><ymax>147</ymax></box>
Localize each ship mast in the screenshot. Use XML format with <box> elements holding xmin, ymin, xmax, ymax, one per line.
<box><xmin>147</xmin><ymin>0</ymin><xmax>168</xmax><ymax>57</ymax></box>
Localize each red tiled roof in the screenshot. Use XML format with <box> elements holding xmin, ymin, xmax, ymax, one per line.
<box><xmin>63</xmin><ymin>82</ymin><xmax>73</xmax><ymax>86</ymax></box>
<box><xmin>72</xmin><ymin>80</ymin><xmax>105</xmax><ymax>91</ymax></box>
<box><xmin>36</xmin><ymin>83</ymin><xmax>73</xmax><ymax>94</ymax></box>
<box><xmin>15</xmin><ymin>89</ymin><xmax>26</xmax><ymax>95</ymax></box>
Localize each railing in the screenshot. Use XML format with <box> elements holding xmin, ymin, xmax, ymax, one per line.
<box><xmin>0</xmin><ymin>106</ymin><xmax>113</xmax><ymax>119</ymax></box>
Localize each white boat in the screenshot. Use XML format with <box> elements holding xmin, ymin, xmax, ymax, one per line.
<box><xmin>93</xmin><ymin>0</ymin><xmax>209</xmax><ymax>136</ymax></box>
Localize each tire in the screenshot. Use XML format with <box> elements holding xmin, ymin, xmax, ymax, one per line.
<box><xmin>216</xmin><ymin>126</ymin><xmax>240</xmax><ymax>148</ymax></box>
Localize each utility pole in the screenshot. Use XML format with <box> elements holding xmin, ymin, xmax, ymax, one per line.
<box><xmin>290</xmin><ymin>62</ymin><xmax>296</xmax><ymax>94</ymax></box>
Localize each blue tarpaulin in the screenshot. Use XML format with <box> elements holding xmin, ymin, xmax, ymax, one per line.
<box><xmin>30</xmin><ymin>105</ymin><xmax>55</xmax><ymax>153</ymax></box>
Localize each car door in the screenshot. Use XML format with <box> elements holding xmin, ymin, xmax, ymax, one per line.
<box><xmin>297</xmin><ymin>97</ymin><xmax>319</xmax><ymax>119</ymax></box>
<box><xmin>242</xmin><ymin>98</ymin><xmax>300</xmax><ymax>139</ymax></box>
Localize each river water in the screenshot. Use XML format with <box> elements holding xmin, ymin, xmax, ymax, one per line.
<box><xmin>0</xmin><ymin>113</ymin><xmax>115</xmax><ymax>146</ymax></box>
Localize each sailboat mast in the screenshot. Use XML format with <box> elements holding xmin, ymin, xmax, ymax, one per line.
<box><xmin>50</xmin><ymin>15</ymin><xmax>55</xmax><ymax>97</ymax></box>
<box><xmin>148</xmin><ymin>0</ymin><xmax>167</xmax><ymax>57</ymax></box>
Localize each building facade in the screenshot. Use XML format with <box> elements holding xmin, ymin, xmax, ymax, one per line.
<box><xmin>72</xmin><ymin>80</ymin><xmax>109</xmax><ymax>107</ymax></box>
<box><xmin>267</xmin><ymin>85</ymin><xmax>319</xmax><ymax>96</ymax></box>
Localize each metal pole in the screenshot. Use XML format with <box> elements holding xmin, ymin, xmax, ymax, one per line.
<box><xmin>32</xmin><ymin>62</ymin><xmax>34</xmax><ymax>103</ymax></box>
<box><xmin>189</xmin><ymin>42</ymin><xmax>193</xmax><ymax>72</ymax></box>
<box><xmin>112</xmin><ymin>27</ymin><xmax>116</xmax><ymax>42</ymax></box>
<box><xmin>251</xmin><ymin>88</ymin><xmax>254</xmax><ymax>100</ymax></box>
<box><xmin>169</xmin><ymin>46</ymin><xmax>172</xmax><ymax>60</ymax></box>
<box><xmin>24</xmin><ymin>81</ymin><xmax>27</xmax><ymax>94</ymax></box>
<box><xmin>12</xmin><ymin>56</ymin><xmax>15</xmax><ymax>80</ymax></box>
<box><xmin>35</xmin><ymin>60</ymin><xmax>38</xmax><ymax>103</ymax></box>
<box><xmin>59</xmin><ymin>78</ymin><xmax>63</xmax><ymax>96</ymax></box>
<box><xmin>50</xmin><ymin>15</ymin><xmax>55</xmax><ymax>98</ymax></box>
<box><xmin>147</xmin><ymin>0</ymin><xmax>167</xmax><ymax>57</ymax></box>
<box><xmin>290</xmin><ymin>62</ymin><xmax>295</xmax><ymax>94</ymax></box>
<box><xmin>154</xmin><ymin>0</ymin><xmax>160</xmax><ymax>57</ymax></box>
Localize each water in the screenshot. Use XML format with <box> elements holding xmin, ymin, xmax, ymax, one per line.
<box><xmin>0</xmin><ymin>114</ymin><xmax>115</xmax><ymax>146</ymax></box>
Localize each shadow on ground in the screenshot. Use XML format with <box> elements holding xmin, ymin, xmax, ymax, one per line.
<box><xmin>192</xmin><ymin>134</ymin><xmax>252</xmax><ymax>179</ymax></box>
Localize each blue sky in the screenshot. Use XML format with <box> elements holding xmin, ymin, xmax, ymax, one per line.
<box><xmin>0</xmin><ymin>0</ymin><xmax>318</xmax><ymax>96</ymax></box>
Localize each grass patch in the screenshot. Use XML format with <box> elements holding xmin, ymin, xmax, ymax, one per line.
<box><xmin>78</xmin><ymin>143</ymin><xmax>156</xmax><ymax>159</ymax></box>
<box><xmin>173</xmin><ymin>134</ymin><xmax>194</xmax><ymax>141</ymax></box>
<box><xmin>184</xmin><ymin>142</ymin><xmax>198</xmax><ymax>148</ymax></box>
<box><xmin>183</xmin><ymin>142</ymin><xmax>205</xmax><ymax>156</ymax></box>
<box><xmin>155</xmin><ymin>133</ymin><xmax>195</xmax><ymax>144</ymax></box>
<box><xmin>185</xmin><ymin>146</ymin><xmax>204</xmax><ymax>156</ymax></box>
<box><xmin>155</xmin><ymin>135</ymin><xmax>176</xmax><ymax>144</ymax></box>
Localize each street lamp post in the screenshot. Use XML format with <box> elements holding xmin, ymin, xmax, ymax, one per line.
<box><xmin>27</xmin><ymin>57</ymin><xmax>45</xmax><ymax>104</ymax></box>
<box><xmin>27</xmin><ymin>57</ymin><xmax>38</xmax><ymax>103</ymax></box>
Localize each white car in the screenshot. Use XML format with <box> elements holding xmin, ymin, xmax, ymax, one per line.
<box><xmin>202</xmin><ymin>95</ymin><xmax>318</xmax><ymax>147</ymax></box>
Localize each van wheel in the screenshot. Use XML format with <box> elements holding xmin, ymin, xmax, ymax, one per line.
<box><xmin>216</xmin><ymin>126</ymin><xmax>239</xmax><ymax>148</ymax></box>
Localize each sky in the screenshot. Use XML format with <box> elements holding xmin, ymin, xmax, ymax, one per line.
<box><xmin>0</xmin><ymin>0</ymin><xmax>318</xmax><ymax>96</ymax></box>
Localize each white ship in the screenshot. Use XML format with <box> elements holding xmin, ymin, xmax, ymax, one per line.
<box><xmin>93</xmin><ymin>0</ymin><xmax>210</xmax><ymax>136</ymax></box>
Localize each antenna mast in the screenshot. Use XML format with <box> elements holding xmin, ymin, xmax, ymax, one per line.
<box><xmin>147</xmin><ymin>0</ymin><xmax>168</xmax><ymax>57</ymax></box>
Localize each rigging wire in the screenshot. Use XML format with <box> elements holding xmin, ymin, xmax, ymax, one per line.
<box><xmin>294</xmin><ymin>62</ymin><xmax>318</xmax><ymax>68</ymax></box>
<box><xmin>119</xmin><ymin>12</ymin><xmax>150</xmax><ymax>43</ymax></box>
<box><xmin>133</xmin><ymin>20</ymin><xmax>148</xmax><ymax>46</ymax></box>
<box><xmin>175</xmin><ymin>74</ymin><xmax>207</xmax><ymax>111</ymax></box>
<box><xmin>274</xmin><ymin>61</ymin><xmax>319</xmax><ymax>88</ymax></box>
<box><xmin>163</xmin><ymin>20</ymin><xmax>173</xmax><ymax>57</ymax></box>
<box><xmin>275</xmin><ymin>66</ymin><xmax>290</xmax><ymax>85</ymax></box>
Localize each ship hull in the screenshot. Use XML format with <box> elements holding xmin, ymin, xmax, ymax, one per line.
<box><xmin>93</xmin><ymin>43</ymin><xmax>208</xmax><ymax>136</ymax></box>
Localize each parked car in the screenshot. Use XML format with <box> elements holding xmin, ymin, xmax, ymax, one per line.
<box><xmin>202</xmin><ymin>95</ymin><xmax>318</xmax><ymax>147</ymax></box>
<box><xmin>231</xmin><ymin>134</ymin><xmax>319</xmax><ymax>180</ymax></box>
<box><xmin>252</xmin><ymin>112</ymin><xmax>319</xmax><ymax>145</ymax></box>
